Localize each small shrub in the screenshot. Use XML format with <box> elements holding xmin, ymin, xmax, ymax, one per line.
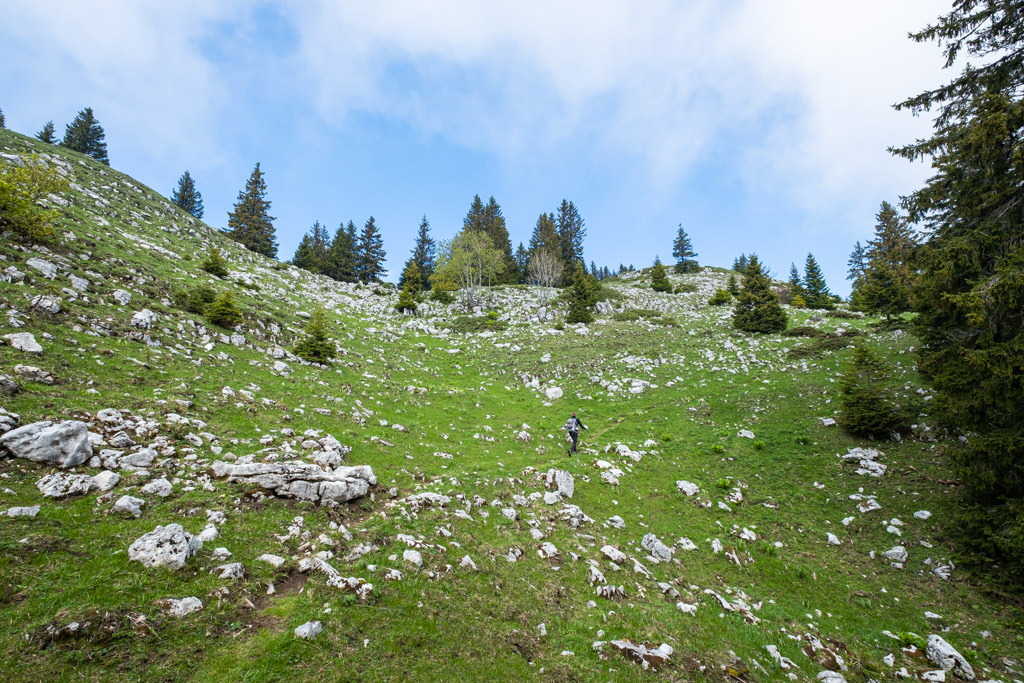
<box><xmin>839</xmin><ymin>344</ymin><xmax>910</xmax><ymax>438</ymax></box>
<box><xmin>649</xmin><ymin>260</ymin><xmax>672</xmax><ymax>293</ymax></box>
<box><xmin>716</xmin><ymin>477</ymin><xmax>731</xmax><ymax>489</ymax></box>
<box><xmin>753</xmin><ymin>440</ymin><xmax>765</xmax><ymax>450</ymax></box>
<box><xmin>674</xmin><ymin>283</ymin><xmax>698</xmax><ymax>294</ymax></box>
<box><xmin>611</xmin><ymin>309</ymin><xmax>662</xmax><ymax>322</ymax></box>
<box><xmin>782</xmin><ymin>326</ymin><xmax>826</xmax><ymax>338</ymax></box>
<box><xmin>294</xmin><ymin>307</ymin><xmax>334</xmax><ymax>363</ymax></box>
<box><xmin>0</xmin><ymin>153</ymin><xmax>70</xmax><ymax>243</ymax></box>
<box><xmin>795</xmin><ymin>434</ymin><xmax>811</xmax><ymax>445</ymax></box>
<box><xmin>200</xmin><ymin>245</ymin><xmax>229</xmax><ymax>278</ymax></box>
<box><xmin>173</xmin><ymin>284</ymin><xmax>217</xmax><ymax>315</ymax></box>
<box><xmin>206</xmin><ymin>291</ymin><xmax>243</xmax><ymax>329</ymax></box>
<box><xmin>826</xmin><ymin>309</ymin><xmax>861</xmax><ymax>319</ymax></box>
<box><xmin>711</xmin><ymin>444</ymin><xmax>725</xmax><ymax>454</ymax></box>
<box><xmin>791</xmin><ymin>293</ymin><xmax>807</xmax><ymax>308</ymax></box>
<box><xmin>449</xmin><ymin>315</ymin><xmax>508</xmax><ymax>334</ymax></box>
<box><xmin>708</xmin><ymin>289</ymin><xmax>732</xmax><ymax>306</ymax></box>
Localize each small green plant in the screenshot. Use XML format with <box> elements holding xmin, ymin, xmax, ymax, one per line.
<box><xmin>173</xmin><ymin>284</ymin><xmax>217</xmax><ymax>315</ymax></box>
<box><xmin>708</xmin><ymin>289</ymin><xmax>732</xmax><ymax>306</ymax></box>
<box><xmin>659</xmin><ymin>432</ymin><xmax>673</xmax><ymax>443</ymax></box>
<box><xmin>200</xmin><ymin>245</ymin><xmax>230</xmax><ymax>278</ymax></box>
<box><xmin>711</xmin><ymin>444</ymin><xmax>725</xmax><ymax>454</ymax></box>
<box><xmin>674</xmin><ymin>282</ymin><xmax>698</xmax><ymax>294</ymax></box>
<box><xmin>716</xmin><ymin>477</ymin><xmax>731</xmax><ymax>489</ymax></box>
<box><xmin>795</xmin><ymin>434</ymin><xmax>811</xmax><ymax>445</ymax></box>
<box><xmin>896</xmin><ymin>632</ymin><xmax>928</xmax><ymax>650</ymax></box>
<box><xmin>294</xmin><ymin>307</ymin><xmax>334</xmax><ymax>363</ymax></box>
<box><xmin>753</xmin><ymin>440</ymin><xmax>765</xmax><ymax>450</ymax></box>
<box><xmin>791</xmin><ymin>293</ymin><xmax>807</xmax><ymax>308</ymax></box>
<box><xmin>395</xmin><ymin>262</ymin><xmax>421</xmax><ymax>314</ymax></box>
<box><xmin>0</xmin><ymin>152</ymin><xmax>70</xmax><ymax>243</ymax></box>
<box><xmin>611</xmin><ymin>309</ymin><xmax>662</xmax><ymax>322</ymax></box>
<box><xmin>206</xmin><ymin>291</ymin><xmax>243</xmax><ymax>329</ymax></box>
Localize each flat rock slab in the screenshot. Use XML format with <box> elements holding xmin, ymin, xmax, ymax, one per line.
<box><xmin>0</xmin><ymin>420</ymin><xmax>92</xmax><ymax>468</ymax></box>
<box><xmin>37</xmin><ymin>472</ymin><xmax>96</xmax><ymax>498</ymax></box>
<box><xmin>4</xmin><ymin>333</ymin><xmax>43</xmax><ymax>354</ymax></box>
<box><xmin>210</xmin><ymin>460</ymin><xmax>376</xmax><ymax>503</ymax></box>
<box><xmin>164</xmin><ymin>597</ymin><xmax>203</xmax><ymax>618</ymax></box>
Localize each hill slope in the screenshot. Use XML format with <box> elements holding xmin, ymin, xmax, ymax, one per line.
<box><xmin>1</xmin><ymin>128</ymin><xmax>1021</xmax><ymax>681</ymax></box>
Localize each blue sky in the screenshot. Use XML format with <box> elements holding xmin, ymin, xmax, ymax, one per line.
<box><xmin>2</xmin><ymin>1</ymin><xmax>950</xmax><ymax>295</ymax></box>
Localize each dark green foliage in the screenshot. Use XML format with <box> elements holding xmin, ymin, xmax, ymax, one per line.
<box><xmin>0</xmin><ymin>153</ymin><xmax>70</xmax><ymax>243</ymax></box>
<box><xmin>171</xmin><ymin>170</ymin><xmax>204</xmax><ymax>219</ymax></box>
<box><xmin>400</xmin><ymin>216</ymin><xmax>435</xmax><ymax>290</ymax></box>
<box><xmin>449</xmin><ymin>313</ymin><xmax>509</xmax><ymax>333</ymax></box>
<box><xmin>464</xmin><ymin>195</ymin><xmax>515</xmax><ymax>282</ymax></box>
<box><xmin>0</xmin><ymin>108</ymin><xmax>4</xmax><ymax>128</ymax></box>
<box><xmin>200</xmin><ymin>245</ymin><xmax>229</xmax><ymax>278</ymax></box>
<box><xmin>674</xmin><ymin>283</ymin><xmax>698</xmax><ymax>293</ymax></box>
<box><xmin>513</xmin><ymin>242</ymin><xmax>529</xmax><ymax>284</ymax></box>
<box><xmin>291</xmin><ymin>221</ymin><xmax>331</xmax><ymax>275</ymax></box>
<box><xmin>36</xmin><ymin>121</ymin><xmax>56</xmax><ymax>144</ymax></box>
<box><xmin>649</xmin><ymin>259</ymin><xmax>672</xmax><ymax>293</ymax></box>
<box><xmin>732</xmin><ymin>254</ymin><xmax>748</xmax><ymax>272</ymax></box>
<box><xmin>786</xmin><ymin>263</ymin><xmax>804</xmax><ymax>304</ymax></box>
<box><xmin>173</xmin><ymin>284</ymin><xmax>217</xmax><ymax>315</ymax></box>
<box><xmin>854</xmin><ymin>201</ymin><xmax>917</xmax><ymax>317</ymax></box>
<box><xmin>556</xmin><ymin>200</ymin><xmax>586</xmax><ymax>284</ymax></box>
<box><xmin>838</xmin><ymin>345</ymin><xmax>909</xmax><ymax>438</ymax></box>
<box><xmin>529</xmin><ymin>212</ymin><xmax>560</xmax><ymax>256</ymax></box>
<box><xmin>60</xmin><ymin>107</ymin><xmax>108</xmax><ymax>165</ymax></box>
<box><xmin>847</xmin><ymin>240</ymin><xmax>867</xmax><ymax>284</ymax></box>
<box><xmin>782</xmin><ymin>326</ymin><xmax>827</xmax><ymax>338</ymax></box>
<box><xmin>566</xmin><ymin>263</ymin><xmax>598</xmax><ymax>324</ymax></box>
<box><xmin>708</xmin><ymin>289</ymin><xmax>732</xmax><ymax>306</ymax></box>
<box><xmin>891</xmin><ymin>0</ymin><xmax>1024</xmax><ymax>578</ymax></box>
<box><xmin>802</xmin><ymin>253</ymin><xmax>834</xmax><ymax>309</ymax></box>
<box><xmin>355</xmin><ymin>216</ymin><xmax>386</xmax><ymax>283</ymax></box>
<box><xmin>672</xmin><ymin>224</ymin><xmax>698</xmax><ymax>273</ymax></box>
<box><xmin>611</xmin><ymin>308</ymin><xmax>663</xmax><ymax>321</ymax></box>
<box><xmin>325</xmin><ymin>221</ymin><xmax>357</xmax><ymax>282</ymax></box>
<box><xmin>205</xmin><ymin>291</ymin><xmax>242</xmax><ymax>329</ymax></box>
<box><xmin>787</xmin><ymin>329</ymin><xmax>862</xmax><ymax>358</ymax></box>
<box><xmin>294</xmin><ymin>307</ymin><xmax>334</xmax><ymax>363</ymax></box>
<box><xmin>395</xmin><ymin>262</ymin><xmax>421</xmax><ymax>314</ymax></box>
<box><xmin>826</xmin><ymin>309</ymin><xmax>861</xmax><ymax>319</ymax></box>
<box><xmin>226</xmin><ymin>163</ymin><xmax>277</xmax><ymax>258</ymax></box>
<box><xmin>733</xmin><ymin>255</ymin><xmax>787</xmax><ymax>333</ymax></box>
<box><xmin>727</xmin><ymin>273</ymin><xmax>739</xmax><ymax>295</ymax></box>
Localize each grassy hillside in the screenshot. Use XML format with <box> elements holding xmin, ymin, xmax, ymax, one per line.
<box><xmin>1</xmin><ymin>128</ymin><xmax>1021</xmax><ymax>681</ymax></box>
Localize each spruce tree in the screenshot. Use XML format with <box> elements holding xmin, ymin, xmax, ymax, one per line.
<box><xmin>513</xmin><ymin>243</ymin><xmax>529</xmax><ymax>284</ymax></box>
<box><xmin>294</xmin><ymin>307</ymin><xmax>334</xmax><ymax>363</ymax></box>
<box><xmin>61</xmin><ymin>107</ymin><xmax>108</xmax><ymax>165</ymax></box>
<box><xmin>226</xmin><ymin>163</ymin><xmax>277</xmax><ymax>258</ymax></box>
<box><xmin>325</xmin><ymin>221</ymin><xmax>357</xmax><ymax>282</ymax></box>
<box><xmin>556</xmin><ymin>200</ymin><xmax>586</xmax><ymax>285</ymax></box>
<box><xmin>36</xmin><ymin>121</ymin><xmax>56</xmax><ymax>144</ymax></box>
<box><xmin>856</xmin><ymin>201</ymin><xmax>917</xmax><ymax>316</ymax></box>
<box><xmin>847</xmin><ymin>241</ymin><xmax>867</xmax><ymax>284</ymax></box>
<box><xmin>727</xmin><ymin>273</ymin><xmax>739</xmax><ymax>296</ymax></box>
<box><xmin>839</xmin><ymin>344</ymin><xmax>908</xmax><ymax>438</ymax></box>
<box><xmin>802</xmin><ymin>253</ymin><xmax>834</xmax><ymax>309</ymax></box>
<box><xmin>395</xmin><ymin>262</ymin><xmax>422</xmax><ymax>314</ymax></box>
<box><xmin>355</xmin><ymin>216</ymin><xmax>386</xmax><ymax>283</ymax></box>
<box><xmin>206</xmin><ymin>291</ymin><xmax>242</xmax><ymax>329</ymax></box>
<box><xmin>649</xmin><ymin>258</ymin><xmax>672</xmax><ymax>293</ymax></box>
<box><xmin>171</xmin><ymin>170</ymin><xmax>204</xmax><ymax>219</ymax></box>
<box><xmin>200</xmin><ymin>245</ymin><xmax>229</xmax><ymax>278</ymax></box>
<box><xmin>529</xmin><ymin>213</ymin><xmax>561</xmax><ymax>258</ymax></box>
<box><xmin>0</xmin><ymin>108</ymin><xmax>4</xmax><ymax>128</ymax></box>
<box><xmin>463</xmin><ymin>196</ymin><xmax>514</xmax><ymax>282</ymax></box>
<box><xmin>733</xmin><ymin>254</ymin><xmax>748</xmax><ymax>272</ymax></box>
<box><xmin>292</xmin><ymin>222</ymin><xmax>330</xmax><ymax>274</ymax></box>
<box><xmin>566</xmin><ymin>262</ymin><xmax>598</xmax><ymax>324</ymax></box>
<box><xmin>787</xmin><ymin>263</ymin><xmax>804</xmax><ymax>303</ymax></box>
<box><xmin>671</xmin><ymin>224</ymin><xmax>698</xmax><ymax>273</ymax></box>
<box><xmin>891</xmin><ymin>0</ymin><xmax>1024</xmax><ymax>578</ymax></box>
<box><xmin>401</xmin><ymin>215</ymin><xmax>435</xmax><ymax>290</ymax></box>
<box><xmin>732</xmin><ymin>255</ymin><xmax>787</xmax><ymax>333</ymax></box>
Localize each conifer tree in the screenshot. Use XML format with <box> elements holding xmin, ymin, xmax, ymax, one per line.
<box><xmin>226</xmin><ymin>163</ymin><xmax>277</xmax><ymax>258</ymax></box>
<box><xmin>727</xmin><ymin>273</ymin><xmax>739</xmax><ymax>296</ymax></box>
<box><xmin>891</xmin><ymin>0</ymin><xmax>1024</xmax><ymax>577</ymax></box>
<box><xmin>395</xmin><ymin>262</ymin><xmax>422</xmax><ymax>314</ymax></box>
<box><xmin>733</xmin><ymin>254</ymin><xmax>748</xmax><ymax>272</ymax></box>
<box><xmin>513</xmin><ymin>243</ymin><xmax>529</xmax><ymax>284</ymax></box>
<box><xmin>171</xmin><ymin>170</ymin><xmax>204</xmax><ymax>219</ymax></box>
<box><xmin>566</xmin><ymin>262</ymin><xmax>598</xmax><ymax>324</ymax></box>
<box><xmin>556</xmin><ymin>200</ymin><xmax>586</xmax><ymax>285</ymax></box>
<box><xmin>529</xmin><ymin>213</ymin><xmax>561</xmax><ymax>259</ymax></box>
<box><xmin>36</xmin><ymin>121</ymin><xmax>56</xmax><ymax>144</ymax></box>
<box><xmin>294</xmin><ymin>307</ymin><xmax>334</xmax><ymax>363</ymax></box>
<box><xmin>292</xmin><ymin>221</ymin><xmax>330</xmax><ymax>275</ymax></box>
<box><xmin>0</xmin><ymin>108</ymin><xmax>4</xmax><ymax>128</ymax></box>
<box><xmin>206</xmin><ymin>291</ymin><xmax>242</xmax><ymax>329</ymax></box>
<box><xmin>200</xmin><ymin>245</ymin><xmax>229</xmax><ymax>278</ymax></box>
<box><xmin>355</xmin><ymin>216</ymin><xmax>386</xmax><ymax>283</ymax></box>
<box><xmin>847</xmin><ymin>241</ymin><xmax>867</xmax><ymax>284</ymax></box>
<box><xmin>671</xmin><ymin>224</ymin><xmax>698</xmax><ymax>273</ymax></box>
<box><xmin>61</xmin><ymin>107</ymin><xmax>108</xmax><ymax>165</ymax></box>
<box><xmin>400</xmin><ymin>215</ymin><xmax>435</xmax><ymax>290</ymax></box>
<box><xmin>732</xmin><ymin>255</ymin><xmax>787</xmax><ymax>333</ymax></box>
<box><xmin>787</xmin><ymin>263</ymin><xmax>804</xmax><ymax>303</ymax></box>
<box><xmin>855</xmin><ymin>201</ymin><xmax>917</xmax><ymax>316</ymax></box>
<box><xmin>802</xmin><ymin>253</ymin><xmax>834</xmax><ymax>309</ymax></box>
<box><xmin>649</xmin><ymin>257</ymin><xmax>672</xmax><ymax>293</ymax></box>
<box><xmin>839</xmin><ymin>344</ymin><xmax>908</xmax><ymax>438</ymax></box>
<box><xmin>325</xmin><ymin>221</ymin><xmax>357</xmax><ymax>282</ymax></box>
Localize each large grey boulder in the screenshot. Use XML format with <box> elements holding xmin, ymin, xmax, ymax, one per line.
<box><xmin>209</xmin><ymin>460</ymin><xmax>376</xmax><ymax>503</ymax></box>
<box><xmin>113</xmin><ymin>495</ymin><xmax>146</xmax><ymax>518</ymax></box>
<box><xmin>13</xmin><ymin>365</ymin><xmax>54</xmax><ymax>384</ymax></box>
<box><xmin>641</xmin><ymin>534</ymin><xmax>674</xmax><ymax>562</ymax></box>
<box><xmin>26</xmin><ymin>258</ymin><xmax>58</xmax><ymax>279</ymax></box>
<box><xmin>0</xmin><ymin>421</ymin><xmax>92</xmax><ymax>468</ymax></box>
<box><xmin>926</xmin><ymin>635</ymin><xmax>975</xmax><ymax>680</ymax></box>
<box><xmin>128</xmin><ymin>523</ymin><xmax>201</xmax><ymax>570</ymax></box>
<box><xmin>4</xmin><ymin>333</ymin><xmax>43</xmax><ymax>354</ymax></box>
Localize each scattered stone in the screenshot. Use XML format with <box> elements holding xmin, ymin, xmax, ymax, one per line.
<box><xmin>882</xmin><ymin>546</ymin><xmax>908</xmax><ymax>564</ymax></box>
<box><xmin>112</xmin><ymin>290</ymin><xmax>132</xmax><ymax>306</ymax></box>
<box><xmin>92</xmin><ymin>470</ymin><xmax>121</xmax><ymax>492</ymax></box>
<box><xmin>37</xmin><ymin>472</ymin><xmax>95</xmax><ymax>498</ymax></box>
<box><xmin>210</xmin><ymin>461</ymin><xmax>376</xmax><ymax>503</ymax></box>
<box><xmin>128</xmin><ymin>523</ymin><xmax>201</xmax><ymax>570</ymax></box>
<box><xmin>403</xmin><ymin>549</ymin><xmax>423</xmax><ymax>568</ymax></box>
<box><xmin>641</xmin><ymin>534</ymin><xmax>673</xmax><ymax>562</ymax></box>
<box><xmin>141</xmin><ymin>477</ymin><xmax>173</xmax><ymax>497</ymax></box>
<box><xmin>459</xmin><ymin>555</ymin><xmax>477</xmax><ymax>570</ymax></box>
<box><xmin>26</xmin><ymin>258</ymin><xmax>58</xmax><ymax>279</ymax></box>
<box><xmin>826</xmin><ymin>533</ymin><xmax>841</xmax><ymax>546</ymax></box>
<box><xmin>545</xmin><ymin>386</ymin><xmax>563</xmax><ymax>400</ymax></box>
<box><xmin>6</xmin><ymin>506</ymin><xmax>40</xmax><ymax>518</ymax></box>
<box><xmin>131</xmin><ymin>309</ymin><xmax>157</xmax><ymax>329</ymax></box>
<box><xmin>4</xmin><ymin>332</ymin><xmax>43</xmax><ymax>354</ymax></box>
<box><xmin>294</xmin><ymin>621</ymin><xmax>322</xmax><ymax>639</ymax></box>
<box><xmin>601</xmin><ymin>545</ymin><xmax>626</xmax><ymax>563</ymax></box>
<box><xmin>0</xmin><ymin>420</ymin><xmax>91</xmax><ymax>468</ymax></box>
<box><xmin>13</xmin><ymin>365</ymin><xmax>54</xmax><ymax>384</ymax></box>
<box><xmin>676</xmin><ymin>480</ymin><xmax>699</xmax><ymax>497</ymax></box>
<box><xmin>608</xmin><ymin>639</ymin><xmax>672</xmax><ymax>670</ymax></box>
<box><xmin>113</xmin><ymin>495</ymin><xmax>146</xmax><ymax>518</ymax></box>
<box><xmin>213</xmin><ymin>563</ymin><xmax>245</xmax><ymax>580</ymax></box>
<box><xmin>914</xmin><ymin>510</ymin><xmax>932</xmax><ymax>520</ymax></box>
<box><xmin>163</xmin><ymin>597</ymin><xmax>203</xmax><ymax>618</ymax></box>
<box><xmin>257</xmin><ymin>554</ymin><xmax>286</xmax><ymax>568</ymax></box>
<box><xmin>925</xmin><ymin>635</ymin><xmax>975</xmax><ymax>680</ymax></box>
<box><xmin>737</xmin><ymin>430</ymin><xmax>755</xmax><ymax>439</ymax></box>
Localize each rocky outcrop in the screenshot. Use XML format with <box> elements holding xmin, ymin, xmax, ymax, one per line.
<box><xmin>1</xmin><ymin>421</ymin><xmax>92</xmax><ymax>468</ymax></box>
<box><xmin>209</xmin><ymin>460</ymin><xmax>376</xmax><ymax>503</ymax></box>
<box><xmin>128</xmin><ymin>523</ymin><xmax>202</xmax><ymax>569</ymax></box>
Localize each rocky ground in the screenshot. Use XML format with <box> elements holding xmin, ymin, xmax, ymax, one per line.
<box><xmin>1</xmin><ymin>128</ymin><xmax>1022</xmax><ymax>681</ymax></box>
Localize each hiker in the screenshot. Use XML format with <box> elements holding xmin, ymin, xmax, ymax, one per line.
<box><xmin>564</xmin><ymin>411</ymin><xmax>587</xmax><ymax>455</ymax></box>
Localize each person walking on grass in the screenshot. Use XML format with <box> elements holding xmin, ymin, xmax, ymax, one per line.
<box><xmin>564</xmin><ymin>411</ymin><xmax>587</xmax><ymax>456</ymax></box>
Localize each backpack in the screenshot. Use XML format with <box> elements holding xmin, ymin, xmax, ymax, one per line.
<box><xmin>565</xmin><ymin>417</ymin><xmax>578</xmax><ymax>432</ymax></box>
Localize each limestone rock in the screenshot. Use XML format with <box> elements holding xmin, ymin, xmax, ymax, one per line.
<box><xmin>113</xmin><ymin>495</ymin><xmax>146</xmax><ymax>517</ymax></box>
<box><xmin>131</xmin><ymin>309</ymin><xmax>157</xmax><ymax>329</ymax></box>
<box><xmin>112</xmin><ymin>289</ymin><xmax>132</xmax><ymax>306</ymax></box>
<box><xmin>676</xmin><ymin>480</ymin><xmax>699</xmax><ymax>497</ymax></box>
<box><xmin>13</xmin><ymin>365</ymin><xmax>54</xmax><ymax>384</ymax></box>
<box><xmin>545</xmin><ymin>386</ymin><xmax>563</xmax><ymax>400</ymax></box>
<box><xmin>641</xmin><ymin>534</ymin><xmax>673</xmax><ymax>562</ymax></box>
<box><xmin>0</xmin><ymin>420</ymin><xmax>91</xmax><ymax>467</ymax></box>
<box><xmin>295</xmin><ymin>621</ymin><xmax>322</xmax><ymax>639</ymax></box>
<box><xmin>925</xmin><ymin>635</ymin><xmax>975</xmax><ymax>680</ymax></box>
<box><xmin>210</xmin><ymin>460</ymin><xmax>376</xmax><ymax>503</ymax></box>
<box><xmin>37</xmin><ymin>472</ymin><xmax>96</xmax><ymax>498</ymax></box>
<box><xmin>27</xmin><ymin>258</ymin><xmax>58</xmax><ymax>279</ymax></box>
<box><xmin>92</xmin><ymin>470</ymin><xmax>121</xmax><ymax>492</ymax></box>
<box><xmin>6</xmin><ymin>506</ymin><xmax>40</xmax><ymax>517</ymax></box>
<box><xmin>128</xmin><ymin>523</ymin><xmax>201</xmax><ymax>569</ymax></box>
<box><xmin>164</xmin><ymin>597</ymin><xmax>203</xmax><ymax>618</ymax></box>
<box><xmin>4</xmin><ymin>332</ymin><xmax>43</xmax><ymax>353</ymax></box>
<box><xmin>141</xmin><ymin>477</ymin><xmax>174</xmax><ymax>497</ymax></box>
